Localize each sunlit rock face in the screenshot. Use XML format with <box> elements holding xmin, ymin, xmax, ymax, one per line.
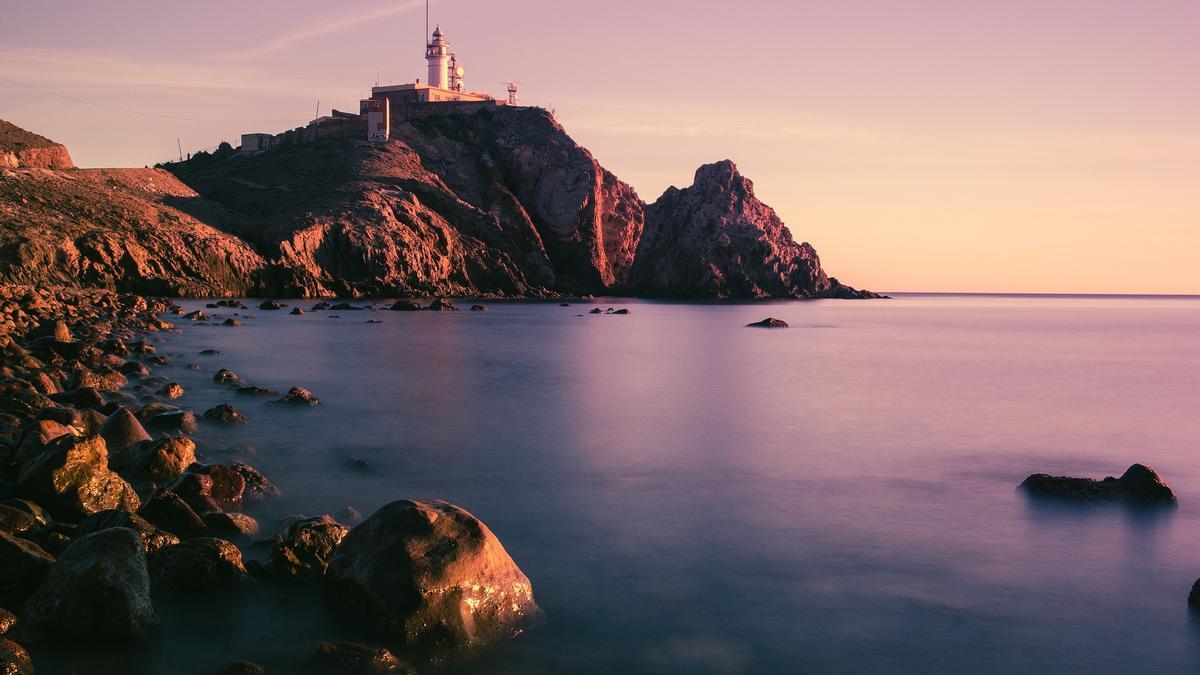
<box><xmin>0</xmin><ymin>119</ymin><xmax>73</xmax><ymax>169</ymax></box>
<box><xmin>631</xmin><ymin>160</ymin><xmax>876</xmax><ymax>299</ymax></box>
<box><xmin>323</xmin><ymin>499</ymin><xmax>540</xmax><ymax>652</ymax></box>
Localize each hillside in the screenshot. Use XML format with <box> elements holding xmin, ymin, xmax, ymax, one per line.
<box><xmin>0</xmin><ymin>113</ymin><xmax>876</xmax><ymax>298</ymax></box>
<box><xmin>0</xmin><ymin>119</ymin><xmax>74</xmax><ymax>169</ymax></box>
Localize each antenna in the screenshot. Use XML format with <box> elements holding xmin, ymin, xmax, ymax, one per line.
<box><xmin>176</xmin><ymin>138</ymin><xmax>183</xmax><ymax>162</ymax></box>
<box><xmin>314</xmin><ymin>100</ymin><xmax>320</xmax><ymax>120</ymax></box>
<box><xmin>501</xmin><ymin>81</ymin><xmax>524</xmax><ymax>106</ymax></box>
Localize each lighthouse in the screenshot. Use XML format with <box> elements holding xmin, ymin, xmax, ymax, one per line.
<box><xmin>426</xmin><ymin>26</ymin><xmax>450</xmax><ymax>89</ymax></box>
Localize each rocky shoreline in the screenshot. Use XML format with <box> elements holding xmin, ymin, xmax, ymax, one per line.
<box><xmin>0</xmin><ymin>284</ymin><xmax>538</xmax><ymax>674</ymax></box>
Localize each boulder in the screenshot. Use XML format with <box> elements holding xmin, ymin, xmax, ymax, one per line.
<box><xmin>138</xmin><ymin>489</ymin><xmax>208</xmax><ymax>539</ymax></box>
<box><xmin>425</xmin><ymin>298</ymin><xmax>457</xmax><ymax>312</ymax></box>
<box><xmin>223</xmin><ymin>318</ymin><xmax>241</xmax><ymax>327</ymax></box>
<box><xmin>0</xmin><ymin>505</ymin><xmax>37</xmax><ymax>537</ymax></box>
<box><xmin>213</xmin><ymin>369</ymin><xmax>242</xmax><ymax>385</ymax></box>
<box><xmin>76</xmin><ymin>509</ymin><xmax>180</xmax><ymax>556</ymax></box>
<box><xmin>235</xmin><ymin>385</ymin><xmax>277</xmax><ymax>398</ymax></box>
<box><xmin>150</xmin><ymin>537</ymin><xmax>251</xmax><ymax>598</ymax></box>
<box><xmin>0</xmin><ymin>608</ymin><xmax>14</xmax><ymax>635</ymax></box>
<box><xmin>275</xmin><ymin>387</ymin><xmax>319</xmax><ymax>407</ymax></box>
<box><xmin>324</xmin><ymin>500</ymin><xmax>539</xmax><ymax>650</ymax></box>
<box><xmin>746</xmin><ymin>317</ymin><xmax>788</xmax><ymax>328</ymax></box>
<box><xmin>118</xmin><ymin>361</ymin><xmax>151</xmax><ymax>377</ymax></box>
<box><xmin>1020</xmin><ymin>464</ymin><xmax>1177</xmax><ymax>505</ymax></box>
<box><xmin>470</xmin><ymin>304</ymin><xmax>488</xmax><ymax>312</ymax></box>
<box><xmin>262</xmin><ymin>515</ymin><xmax>348</xmax><ymax>585</ymax></box>
<box><xmin>290</xmin><ymin>307</ymin><xmax>305</xmax><ymax>315</ymax></box>
<box><xmin>13</xmin><ymin>418</ymin><xmax>76</xmax><ymax>466</ymax></box>
<box><xmin>117</xmin><ymin>436</ymin><xmax>196</xmax><ymax>483</ymax></box>
<box><xmin>0</xmin><ymin>531</ymin><xmax>55</xmax><ymax>610</ymax></box>
<box><xmin>202</xmin><ymin>512</ymin><xmax>260</xmax><ymax>539</ymax></box>
<box><xmin>15</xmin><ymin>434</ymin><xmax>140</xmax><ymax>519</ymax></box>
<box><xmin>203</xmin><ymin>404</ymin><xmax>248</xmax><ymax>426</ymax></box>
<box><xmin>304</xmin><ymin>642</ymin><xmax>414</xmax><ymax>675</ymax></box>
<box><xmin>229</xmin><ymin>462</ymin><xmax>280</xmax><ymax>503</ymax></box>
<box><xmin>0</xmin><ymin>638</ymin><xmax>33</xmax><ymax>675</ymax></box>
<box><xmin>388</xmin><ymin>301</ymin><xmax>421</xmax><ymax>312</ymax></box>
<box><xmin>159</xmin><ymin>382</ymin><xmax>185</xmax><ymax>399</ymax></box>
<box><xmin>213</xmin><ymin>661</ymin><xmax>266</xmax><ymax>675</ymax></box>
<box><xmin>139</xmin><ymin>406</ymin><xmax>198</xmax><ymax>436</ymax></box>
<box><xmin>22</xmin><ymin>528</ymin><xmax>159</xmax><ymax>639</ymax></box>
<box><xmin>169</xmin><ymin>464</ymin><xmax>245</xmax><ymax>513</ymax></box>
<box><xmin>258</xmin><ymin>300</ymin><xmax>282</xmax><ymax>311</ymax></box>
<box><xmin>98</xmin><ymin>408</ymin><xmax>152</xmax><ymax>453</ymax></box>
<box><xmin>48</xmin><ymin>386</ymin><xmax>105</xmax><ymax>408</ymax></box>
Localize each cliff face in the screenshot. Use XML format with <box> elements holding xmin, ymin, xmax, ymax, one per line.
<box><xmin>0</xmin><ymin>165</ymin><xmax>266</xmax><ymax>296</ymax></box>
<box><xmin>0</xmin><ymin>119</ymin><xmax>74</xmax><ymax>169</ymax></box>
<box><xmin>632</xmin><ymin>160</ymin><xmax>874</xmax><ymax>299</ymax></box>
<box><xmin>0</xmin><ymin>115</ymin><xmax>876</xmax><ymax>299</ymax></box>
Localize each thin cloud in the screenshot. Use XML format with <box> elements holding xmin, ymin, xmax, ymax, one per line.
<box><xmin>210</xmin><ymin>0</ymin><xmax>427</xmax><ymax>62</ymax></box>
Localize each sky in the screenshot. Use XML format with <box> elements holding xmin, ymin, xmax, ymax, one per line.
<box><xmin>1</xmin><ymin>0</ymin><xmax>1197</xmax><ymax>294</ymax></box>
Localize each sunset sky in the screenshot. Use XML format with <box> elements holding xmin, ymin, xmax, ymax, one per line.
<box><xmin>2</xmin><ymin>0</ymin><xmax>1196</xmax><ymax>294</ymax></box>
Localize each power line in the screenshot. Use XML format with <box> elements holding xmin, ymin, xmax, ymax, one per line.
<box><xmin>0</xmin><ymin>75</ymin><xmax>309</xmax><ymax>125</ymax></box>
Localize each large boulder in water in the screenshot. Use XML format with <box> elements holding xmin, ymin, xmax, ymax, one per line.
<box><xmin>304</xmin><ymin>641</ymin><xmax>415</xmax><ymax>675</ymax></box>
<box><xmin>116</xmin><ymin>436</ymin><xmax>197</xmax><ymax>483</ymax></box>
<box><xmin>0</xmin><ymin>531</ymin><xmax>55</xmax><ymax>610</ymax></box>
<box><xmin>260</xmin><ymin>515</ymin><xmax>348</xmax><ymax>585</ymax></box>
<box><xmin>150</xmin><ymin>537</ymin><xmax>251</xmax><ymax>598</ymax></box>
<box><xmin>15</xmin><ymin>434</ymin><xmax>140</xmax><ymax>519</ymax></box>
<box><xmin>98</xmin><ymin>408</ymin><xmax>152</xmax><ymax>453</ymax></box>
<box><xmin>77</xmin><ymin>509</ymin><xmax>180</xmax><ymax>556</ymax></box>
<box><xmin>324</xmin><ymin>500</ymin><xmax>539</xmax><ymax>651</ymax></box>
<box><xmin>22</xmin><ymin>528</ymin><xmax>159</xmax><ymax>639</ymax></box>
<box><xmin>1020</xmin><ymin>463</ymin><xmax>1177</xmax><ymax>505</ymax></box>
<box><xmin>0</xmin><ymin>638</ymin><xmax>33</xmax><ymax>675</ymax></box>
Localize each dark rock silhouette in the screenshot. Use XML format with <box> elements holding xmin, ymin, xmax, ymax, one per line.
<box><xmin>1020</xmin><ymin>464</ymin><xmax>1177</xmax><ymax>505</ymax></box>
<box><xmin>747</xmin><ymin>318</ymin><xmax>789</xmax><ymax>328</ymax></box>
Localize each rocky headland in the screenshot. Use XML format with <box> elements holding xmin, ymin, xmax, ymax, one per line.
<box><xmin>0</xmin><ymin>284</ymin><xmax>539</xmax><ymax>674</ymax></box>
<box><xmin>0</xmin><ymin>112</ymin><xmax>877</xmax><ymax>299</ymax></box>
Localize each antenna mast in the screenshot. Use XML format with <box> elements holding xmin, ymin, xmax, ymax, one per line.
<box><xmin>426</xmin><ymin>0</ymin><xmax>430</xmax><ymax>43</ymax></box>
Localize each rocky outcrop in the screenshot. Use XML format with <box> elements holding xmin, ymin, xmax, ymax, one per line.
<box><xmin>1020</xmin><ymin>464</ymin><xmax>1177</xmax><ymax>505</ymax></box>
<box><xmin>0</xmin><ymin>119</ymin><xmax>73</xmax><ymax>169</ymax></box>
<box><xmin>0</xmin><ymin>115</ymin><xmax>876</xmax><ymax>299</ymax></box>
<box><xmin>324</xmin><ymin>499</ymin><xmax>539</xmax><ymax>651</ymax></box>
<box><xmin>631</xmin><ymin>161</ymin><xmax>876</xmax><ymax>298</ymax></box>
<box><xmin>22</xmin><ymin>527</ymin><xmax>159</xmax><ymax>640</ymax></box>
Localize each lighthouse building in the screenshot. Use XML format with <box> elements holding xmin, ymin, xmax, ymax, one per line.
<box><xmin>370</xmin><ymin>26</ymin><xmax>495</xmax><ymax>107</ymax></box>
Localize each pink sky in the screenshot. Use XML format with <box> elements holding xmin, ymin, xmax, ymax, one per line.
<box><xmin>2</xmin><ymin>0</ymin><xmax>1197</xmax><ymax>293</ymax></box>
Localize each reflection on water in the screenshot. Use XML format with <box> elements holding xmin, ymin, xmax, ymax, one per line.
<box><xmin>42</xmin><ymin>295</ymin><xmax>1200</xmax><ymax>673</ymax></box>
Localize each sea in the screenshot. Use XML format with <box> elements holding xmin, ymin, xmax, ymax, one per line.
<box><xmin>47</xmin><ymin>294</ymin><xmax>1200</xmax><ymax>673</ymax></box>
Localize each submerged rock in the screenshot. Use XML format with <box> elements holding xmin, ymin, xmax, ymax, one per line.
<box><xmin>304</xmin><ymin>642</ymin><xmax>414</xmax><ymax>675</ymax></box>
<box><xmin>389</xmin><ymin>301</ymin><xmax>421</xmax><ymax>312</ymax></box>
<box><xmin>259</xmin><ymin>300</ymin><xmax>282</xmax><ymax>311</ymax></box>
<box><xmin>1020</xmin><ymin>464</ymin><xmax>1177</xmax><ymax>505</ymax></box>
<box><xmin>275</xmin><ymin>386</ymin><xmax>319</xmax><ymax>407</ymax></box>
<box><xmin>23</xmin><ymin>527</ymin><xmax>158</xmax><ymax>639</ymax></box>
<box><xmin>150</xmin><ymin>537</ymin><xmax>251</xmax><ymax>598</ymax></box>
<box><xmin>425</xmin><ymin>298</ymin><xmax>457</xmax><ymax>312</ymax></box>
<box><xmin>261</xmin><ymin>515</ymin><xmax>348</xmax><ymax>585</ymax></box>
<box><xmin>0</xmin><ymin>638</ymin><xmax>33</xmax><ymax>675</ymax></box>
<box><xmin>324</xmin><ymin>499</ymin><xmax>539</xmax><ymax>651</ymax></box>
<box><xmin>229</xmin><ymin>462</ymin><xmax>280</xmax><ymax>504</ymax></box>
<box><xmin>746</xmin><ymin>317</ymin><xmax>788</xmax><ymax>328</ymax></box>
<box><xmin>203</xmin><ymin>403</ymin><xmax>248</xmax><ymax>426</ymax></box>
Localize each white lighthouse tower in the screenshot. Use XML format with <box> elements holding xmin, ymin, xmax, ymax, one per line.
<box><xmin>426</xmin><ymin>26</ymin><xmax>450</xmax><ymax>89</ymax></box>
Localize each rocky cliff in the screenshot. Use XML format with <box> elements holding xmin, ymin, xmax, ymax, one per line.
<box><xmin>0</xmin><ymin>164</ymin><xmax>266</xmax><ymax>295</ymax></box>
<box><xmin>0</xmin><ymin>120</ymin><xmax>74</xmax><ymax>170</ymax></box>
<box><xmin>632</xmin><ymin>160</ymin><xmax>874</xmax><ymax>298</ymax></box>
<box><xmin>0</xmin><ymin>114</ymin><xmax>875</xmax><ymax>298</ymax></box>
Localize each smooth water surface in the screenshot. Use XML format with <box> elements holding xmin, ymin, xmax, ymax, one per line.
<box><xmin>71</xmin><ymin>295</ymin><xmax>1200</xmax><ymax>673</ymax></box>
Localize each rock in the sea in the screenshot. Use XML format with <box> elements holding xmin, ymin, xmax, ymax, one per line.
<box><xmin>0</xmin><ymin>608</ymin><xmax>16</xmax><ymax>634</ymax></box>
<box><xmin>259</xmin><ymin>300</ymin><xmax>282</xmax><ymax>311</ymax></box>
<box><xmin>202</xmin><ymin>511</ymin><xmax>260</xmax><ymax>539</ymax></box>
<box><xmin>150</xmin><ymin>537</ymin><xmax>251</xmax><ymax>598</ymax></box>
<box><xmin>213</xmin><ymin>661</ymin><xmax>266</xmax><ymax>675</ymax></box>
<box><xmin>290</xmin><ymin>307</ymin><xmax>304</xmax><ymax>315</ymax></box>
<box><xmin>168</xmin><ymin>465</ymin><xmax>246</xmax><ymax>513</ymax></box>
<box><xmin>426</xmin><ymin>298</ymin><xmax>457</xmax><ymax>312</ymax></box>
<box><xmin>389</xmin><ymin>301</ymin><xmax>421</xmax><ymax>312</ymax></box>
<box><xmin>138</xmin><ymin>405</ymin><xmax>199</xmax><ymax>435</ymax></box>
<box><xmin>159</xmin><ymin>382</ymin><xmax>185</xmax><ymax>399</ymax></box>
<box><xmin>223</xmin><ymin>318</ymin><xmax>241</xmax><ymax>327</ymax></box>
<box><xmin>1020</xmin><ymin>464</ymin><xmax>1177</xmax><ymax>505</ymax></box>
<box><xmin>235</xmin><ymin>385</ymin><xmax>278</xmax><ymax>398</ymax></box>
<box><xmin>470</xmin><ymin>304</ymin><xmax>488</xmax><ymax>312</ymax></box>
<box><xmin>213</xmin><ymin>369</ymin><xmax>242</xmax><ymax>385</ymax></box>
<box><xmin>76</xmin><ymin>509</ymin><xmax>180</xmax><ymax>556</ymax></box>
<box><xmin>139</xmin><ymin>489</ymin><xmax>208</xmax><ymax>539</ymax></box>
<box><xmin>0</xmin><ymin>505</ymin><xmax>37</xmax><ymax>537</ymax></box>
<box><xmin>23</xmin><ymin>527</ymin><xmax>159</xmax><ymax>639</ymax></box>
<box><xmin>0</xmin><ymin>637</ymin><xmax>33</xmax><ymax>675</ymax></box>
<box><xmin>324</xmin><ymin>499</ymin><xmax>539</xmax><ymax>651</ymax></box>
<box><xmin>15</xmin><ymin>434</ymin><xmax>140</xmax><ymax>519</ymax></box>
<box><xmin>746</xmin><ymin>317</ymin><xmax>788</xmax><ymax>328</ymax></box>
<box><xmin>98</xmin><ymin>407</ymin><xmax>152</xmax><ymax>452</ymax></box>
<box><xmin>0</xmin><ymin>531</ymin><xmax>55</xmax><ymax>610</ymax></box>
<box><xmin>203</xmin><ymin>403</ymin><xmax>248</xmax><ymax>426</ymax></box>
<box><xmin>262</xmin><ymin>515</ymin><xmax>348</xmax><ymax>585</ymax></box>
<box><xmin>275</xmin><ymin>386</ymin><xmax>319</xmax><ymax>407</ymax></box>
<box><xmin>631</xmin><ymin>160</ymin><xmax>876</xmax><ymax>299</ymax></box>
<box><xmin>115</xmin><ymin>436</ymin><xmax>197</xmax><ymax>483</ymax></box>
<box><xmin>304</xmin><ymin>642</ymin><xmax>414</xmax><ymax>675</ymax></box>
<box><xmin>229</xmin><ymin>461</ymin><xmax>280</xmax><ymax>504</ymax></box>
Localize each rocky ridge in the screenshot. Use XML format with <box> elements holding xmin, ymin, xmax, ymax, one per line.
<box><xmin>0</xmin><ymin>113</ymin><xmax>877</xmax><ymax>299</ymax></box>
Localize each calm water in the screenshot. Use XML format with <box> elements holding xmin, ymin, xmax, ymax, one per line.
<box><xmin>63</xmin><ymin>295</ymin><xmax>1200</xmax><ymax>673</ymax></box>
